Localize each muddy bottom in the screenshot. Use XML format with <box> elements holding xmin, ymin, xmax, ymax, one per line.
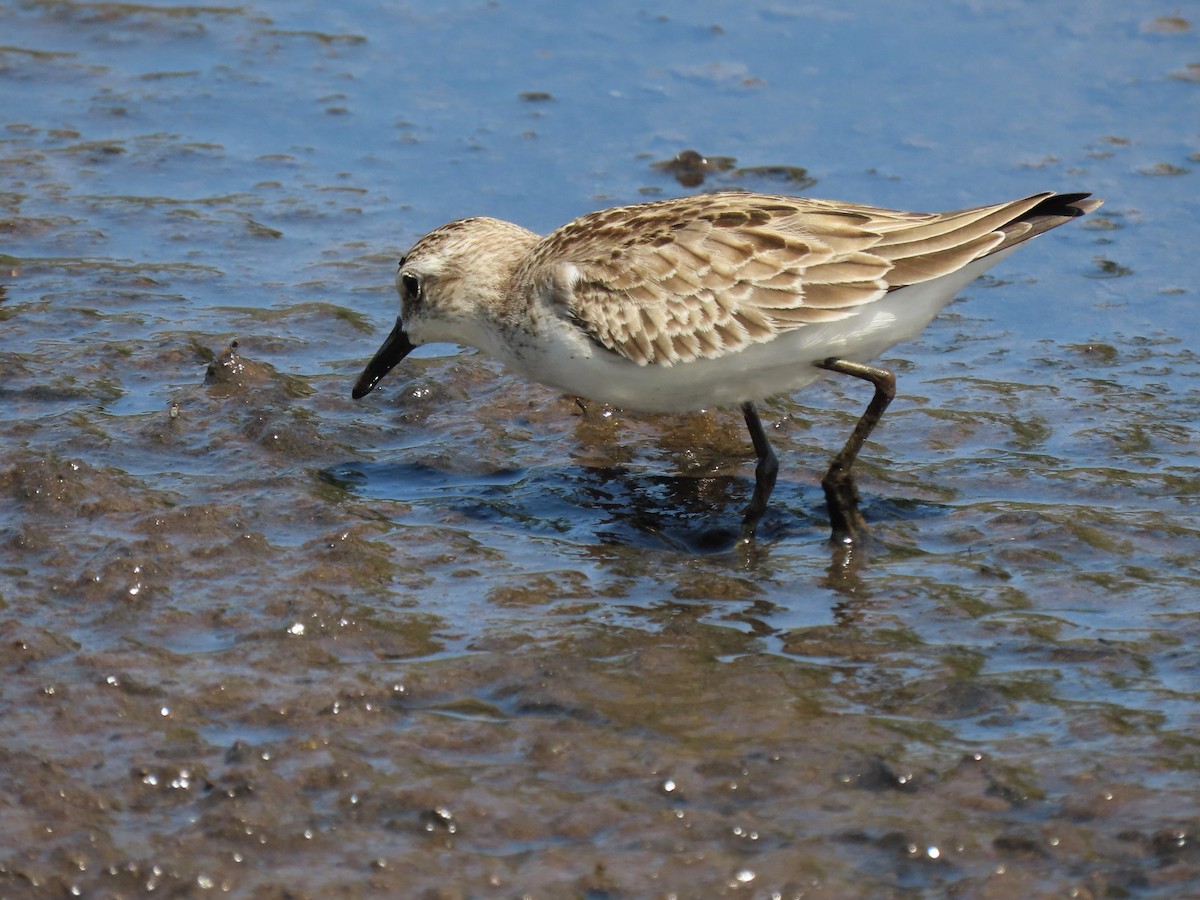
<box><xmin>3</xmin><ymin>330</ymin><xmax>1198</xmax><ymax>897</ymax></box>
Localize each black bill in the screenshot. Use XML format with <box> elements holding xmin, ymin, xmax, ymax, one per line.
<box><xmin>351</xmin><ymin>319</ymin><xmax>415</xmax><ymax>399</ymax></box>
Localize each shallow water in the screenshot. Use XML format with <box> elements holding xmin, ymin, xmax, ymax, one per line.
<box><xmin>2</xmin><ymin>1</ymin><xmax>1199</xmax><ymax>896</ymax></box>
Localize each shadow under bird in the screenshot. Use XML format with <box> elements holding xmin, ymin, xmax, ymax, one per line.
<box><xmin>352</xmin><ymin>190</ymin><xmax>1101</xmax><ymax>543</ymax></box>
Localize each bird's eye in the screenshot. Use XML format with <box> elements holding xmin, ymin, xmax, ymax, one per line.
<box><xmin>401</xmin><ymin>272</ymin><xmax>421</xmax><ymax>300</ymax></box>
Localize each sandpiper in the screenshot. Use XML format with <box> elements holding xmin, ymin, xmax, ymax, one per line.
<box><xmin>353</xmin><ymin>190</ymin><xmax>1100</xmax><ymax>542</ymax></box>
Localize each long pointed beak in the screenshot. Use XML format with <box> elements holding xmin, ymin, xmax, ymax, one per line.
<box><xmin>352</xmin><ymin>318</ymin><xmax>415</xmax><ymax>399</ymax></box>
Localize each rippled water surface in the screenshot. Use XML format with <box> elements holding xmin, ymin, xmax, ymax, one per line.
<box><xmin>2</xmin><ymin>1</ymin><xmax>1199</xmax><ymax>896</ymax></box>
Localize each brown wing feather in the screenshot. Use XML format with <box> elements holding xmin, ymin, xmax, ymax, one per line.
<box><xmin>516</xmin><ymin>191</ymin><xmax>1097</xmax><ymax>367</ymax></box>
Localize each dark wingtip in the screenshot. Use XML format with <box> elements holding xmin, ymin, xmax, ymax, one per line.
<box><xmin>1033</xmin><ymin>191</ymin><xmax>1103</xmax><ymax>218</ymax></box>
<box><xmin>996</xmin><ymin>191</ymin><xmax>1103</xmax><ymax>250</ymax></box>
<box><xmin>1070</xmin><ymin>195</ymin><xmax>1104</xmax><ymax>216</ymax></box>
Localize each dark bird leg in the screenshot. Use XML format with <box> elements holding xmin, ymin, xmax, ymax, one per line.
<box><xmin>739</xmin><ymin>401</ymin><xmax>778</xmax><ymax>541</ymax></box>
<box><xmin>815</xmin><ymin>358</ymin><xmax>897</xmax><ymax>543</ymax></box>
